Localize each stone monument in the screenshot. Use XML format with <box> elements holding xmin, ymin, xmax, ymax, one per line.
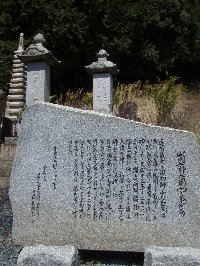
<box><xmin>4</xmin><ymin>33</ymin><xmax>26</xmax><ymax>137</ymax></box>
<box><xmin>18</xmin><ymin>33</ymin><xmax>60</xmax><ymax>106</ymax></box>
<box><xmin>86</xmin><ymin>49</ymin><xmax>118</xmax><ymax>114</ymax></box>
<box><xmin>10</xmin><ymin>102</ymin><xmax>200</xmax><ymax>252</ymax></box>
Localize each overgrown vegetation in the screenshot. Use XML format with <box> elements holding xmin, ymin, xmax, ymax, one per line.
<box><xmin>51</xmin><ymin>78</ymin><xmax>200</xmax><ymax>141</ymax></box>
<box><xmin>50</xmin><ymin>89</ymin><xmax>93</xmax><ymax>109</ymax></box>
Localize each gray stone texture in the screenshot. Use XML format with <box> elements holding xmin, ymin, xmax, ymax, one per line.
<box><xmin>10</xmin><ymin>102</ymin><xmax>200</xmax><ymax>251</ymax></box>
<box><xmin>26</xmin><ymin>61</ymin><xmax>50</xmax><ymax>106</ymax></box>
<box><xmin>144</xmin><ymin>246</ymin><xmax>200</xmax><ymax>266</ymax></box>
<box><xmin>93</xmin><ymin>73</ymin><xmax>113</xmax><ymax>114</ymax></box>
<box><xmin>17</xmin><ymin>245</ymin><xmax>78</xmax><ymax>266</ymax></box>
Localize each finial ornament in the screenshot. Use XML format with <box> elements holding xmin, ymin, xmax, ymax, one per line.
<box><xmin>17</xmin><ymin>33</ymin><xmax>24</xmax><ymax>53</ymax></box>
<box><xmin>33</xmin><ymin>33</ymin><xmax>45</xmax><ymax>44</ymax></box>
<box><xmin>18</xmin><ymin>33</ymin><xmax>60</xmax><ymax>66</ymax></box>
<box><xmin>85</xmin><ymin>49</ymin><xmax>119</xmax><ymax>75</ymax></box>
<box><xmin>97</xmin><ymin>49</ymin><xmax>109</xmax><ymax>59</ymax></box>
<box><xmin>24</xmin><ymin>33</ymin><xmax>48</xmax><ymax>55</ymax></box>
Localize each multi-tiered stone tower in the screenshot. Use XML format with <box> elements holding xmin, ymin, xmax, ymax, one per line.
<box><xmin>4</xmin><ymin>33</ymin><xmax>26</xmax><ymax>137</ymax></box>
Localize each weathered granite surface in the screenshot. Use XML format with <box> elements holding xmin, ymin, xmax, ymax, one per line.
<box><xmin>26</xmin><ymin>61</ymin><xmax>50</xmax><ymax>106</ymax></box>
<box><xmin>17</xmin><ymin>245</ymin><xmax>78</xmax><ymax>266</ymax></box>
<box><xmin>93</xmin><ymin>73</ymin><xmax>113</xmax><ymax>114</ymax></box>
<box><xmin>10</xmin><ymin>102</ymin><xmax>200</xmax><ymax>251</ymax></box>
<box><xmin>144</xmin><ymin>246</ymin><xmax>200</xmax><ymax>266</ymax></box>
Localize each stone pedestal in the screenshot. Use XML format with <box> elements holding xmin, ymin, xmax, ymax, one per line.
<box><xmin>86</xmin><ymin>49</ymin><xmax>118</xmax><ymax>114</ymax></box>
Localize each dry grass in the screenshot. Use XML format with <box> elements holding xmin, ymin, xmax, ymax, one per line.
<box><xmin>114</xmin><ymin>82</ymin><xmax>200</xmax><ymax>141</ymax></box>
<box><xmin>51</xmin><ymin>89</ymin><xmax>93</xmax><ymax>110</ymax></box>
<box><xmin>51</xmin><ymin>82</ymin><xmax>200</xmax><ymax>141</ymax></box>
<box><xmin>178</xmin><ymin>91</ymin><xmax>200</xmax><ymax>141</ymax></box>
<box><xmin>113</xmin><ymin>82</ymin><xmax>157</xmax><ymax>124</ymax></box>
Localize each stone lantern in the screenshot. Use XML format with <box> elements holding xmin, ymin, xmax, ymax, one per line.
<box><xmin>86</xmin><ymin>49</ymin><xmax>119</xmax><ymax>114</ymax></box>
<box><xmin>18</xmin><ymin>33</ymin><xmax>60</xmax><ymax>106</ymax></box>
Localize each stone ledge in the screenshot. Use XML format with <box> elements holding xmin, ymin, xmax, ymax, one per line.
<box><xmin>144</xmin><ymin>246</ymin><xmax>200</xmax><ymax>266</ymax></box>
<box><xmin>17</xmin><ymin>245</ymin><xmax>78</xmax><ymax>266</ymax></box>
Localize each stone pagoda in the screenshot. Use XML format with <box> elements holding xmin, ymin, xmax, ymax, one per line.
<box><xmin>4</xmin><ymin>33</ymin><xmax>26</xmax><ymax>137</ymax></box>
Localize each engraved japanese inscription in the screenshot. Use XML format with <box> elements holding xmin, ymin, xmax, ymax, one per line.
<box><xmin>66</xmin><ymin>137</ymin><xmax>188</xmax><ymax>222</ymax></box>
<box><xmin>31</xmin><ymin>146</ymin><xmax>59</xmax><ymax>223</ymax></box>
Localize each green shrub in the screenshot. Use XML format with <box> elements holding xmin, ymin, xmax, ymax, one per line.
<box><xmin>151</xmin><ymin>77</ymin><xmax>185</xmax><ymax>126</ymax></box>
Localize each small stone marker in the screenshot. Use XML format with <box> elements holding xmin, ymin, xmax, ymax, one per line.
<box><xmin>144</xmin><ymin>246</ymin><xmax>200</xmax><ymax>266</ymax></box>
<box><xmin>86</xmin><ymin>50</ymin><xmax>118</xmax><ymax>114</ymax></box>
<box><xmin>10</xmin><ymin>102</ymin><xmax>200</xmax><ymax>251</ymax></box>
<box><xmin>17</xmin><ymin>245</ymin><xmax>78</xmax><ymax>266</ymax></box>
<box><xmin>18</xmin><ymin>33</ymin><xmax>59</xmax><ymax>106</ymax></box>
<box><xmin>118</xmin><ymin>101</ymin><xmax>140</xmax><ymax>121</ymax></box>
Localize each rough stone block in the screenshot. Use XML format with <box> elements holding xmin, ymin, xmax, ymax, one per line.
<box><xmin>10</xmin><ymin>103</ymin><xmax>200</xmax><ymax>251</ymax></box>
<box><xmin>17</xmin><ymin>245</ymin><xmax>78</xmax><ymax>266</ymax></box>
<box><xmin>144</xmin><ymin>246</ymin><xmax>200</xmax><ymax>266</ymax></box>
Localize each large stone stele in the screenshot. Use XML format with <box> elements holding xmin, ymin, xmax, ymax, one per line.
<box><xmin>10</xmin><ymin>102</ymin><xmax>200</xmax><ymax>252</ymax></box>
